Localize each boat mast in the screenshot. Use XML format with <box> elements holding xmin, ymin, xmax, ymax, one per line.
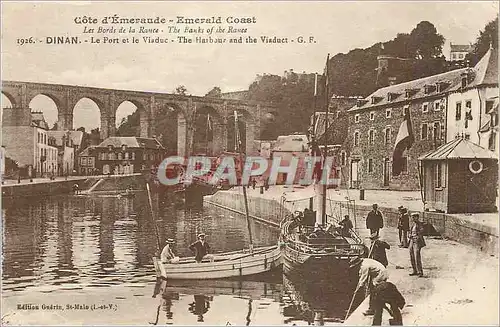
<box><xmin>235</xmin><ymin>111</ymin><xmax>254</xmax><ymax>252</ymax></box>
<box><xmin>321</xmin><ymin>54</ymin><xmax>330</xmax><ymax>226</ymax></box>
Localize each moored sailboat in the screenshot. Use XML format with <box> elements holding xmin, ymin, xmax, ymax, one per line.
<box><xmin>279</xmin><ymin>54</ymin><xmax>365</xmax><ymax>278</ymax></box>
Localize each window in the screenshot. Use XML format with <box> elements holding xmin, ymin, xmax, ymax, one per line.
<box><xmin>386</xmin><ymin>109</ymin><xmax>392</xmax><ymax>118</ymax></box>
<box><xmin>434</xmin><ymin>163</ymin><xmax>442</xmax><ymax>188</ymax></box>
<box><xmin>368</xmin><ymin>158</ymin><xmax>374</xmax><ymax>173</ymax></box>
<box><xmin>459</xmin><ymin>53</ymin><xmax>464</xmax><ymax>59</ymax></box>
<box><xmin>422</xmin><ymin>102</ymin><xmax>429</xmax><ymax>113</ymax></box>
<box><xmin>461</xmin><ymin>76</ymin><xmax>467</xmax><ymax>89</ymax></box>
<box><xmin>455</xmin><ymin>102</ymin><xmax>462</xmax><ymax>120</ymax></box>
<box><xmin>370</xmin><ymin>112</ymin><xmax>375</xmax><ymax>121</ymax></box>
<box><xmin>452</xmin><ymin>53</ymin><xmax>456</xmax><ymax>59</ymax></box>
<box><xmin>132</xmin><ymin>152</ymin><xmax>136</xmax><ymax>160</ymax></box>
<box><xmin>369</xmin><ymin>130</ymin><xmax>375</xmax><ymax>144</ymax></box>
<box><xmin>354</xmin><ymin>131</ymin><xmax>360</xmax><ymax>146</ymax></box>
<box><xmin>421</xmin><ymin>123</ymin><xmax>428</xmax><ymax>140</ymax></box>
<box><xmin>355</xmin><ymin>114</ymin><xmax>360</xmax><ymax>123</ymax></box>
<box><xmin>486</xmin><ymin>100</ymin><xmax>495</xmax><ymax>114</ymax></box>
<box><xmin>434</xmin><ymin>101</ymin><xmax>440</xmax><ymax>111</ymax></box>
<box><xmin>125</xmin><ymin>152</ymin><xmax>129</xmax><ymax>160</ymax></box>
<box><xmin>433</xmin><ymin>122</ymin><xmax>441</xmax><ymax>141</ymax></box>
<box><xmin>341</xmin><ymin>151</ymin><xmax>346</xmax><ymax>166</ymax></box>
<box><xmin>81</xmin><ymin>157</ymin><xmax>86</xmax><ymax>165</ymax></box>
<box><xmin>118</xmin><ymin>152</ymin><xmax>123</xmax><ymax>160</ymax></box>
<box><xmin>384</xmin><ymin>127</ymin><xmax>392</xmax><ymax>145</ymax></box>
<box><xmin>143</xmin><ymin>152</ymin><xmax>147</xmax><ymax>160</ymax></box>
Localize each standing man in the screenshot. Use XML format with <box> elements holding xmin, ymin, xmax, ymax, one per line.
<box><xmin>366</xmin><ymin>204</ymin><xmax>384</xmax><ymax>237</ymax></box>
<box><xmin>397</xmin><ymin>207</ymin><xmax>410</xmax><ymax>248</ymax></box>
<box><xmin>369</xmin><ymin>233</ymin><xmax>390</xmax><ymax>268</ymax></box>
<box><xmin>409</xmin><ymin>213</ymin><xmax>426</xmax><ymax>277</ymax></box>
<box><xmin>189</xmin><ymin>233</ymin><xmax>211</xmax><ymax>263</ymax></box>
<box><xmin>351</xmin><ymin>258</ymin><xmax>389</xmax><ymax>316</ymax></box>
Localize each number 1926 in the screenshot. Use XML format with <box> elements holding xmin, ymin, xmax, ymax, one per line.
<box><xmin>17</xmin><ymin>37</ymin><xmax>35</xmax><ymax>45</ymax></box>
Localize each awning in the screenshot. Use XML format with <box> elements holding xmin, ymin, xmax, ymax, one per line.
<box><xmin>418</xmin><ymin>137</ymin><xmax>497</xmax><ymax>161</ymax></box>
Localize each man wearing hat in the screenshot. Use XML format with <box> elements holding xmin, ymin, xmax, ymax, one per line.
<box><xmin>161</xmin><ymin>239</ymin><xmax>180</xmax><ymax>264</ymax></box>
<box><xmin>408</xmin><ymin>213</ymin><xmax>426</xmax><ymax>277</ymax></box>
<box><xmin>369</xmin><ymin>232</ymin><xmax>390</xmax><ymax>268</ymax></box>
<box><xmin>339</xmin><ymin>215</ymin><xmax>354</xmax><ymax>237</ymax></box>
<box><xmin>189</xmin><ymin>233</ymin><xmax>211</xmax><ymax>263</ymax></box>
<box><xmin>397</xmin><ymin>206</ymin><xmax>410</xmax><ymax>248</ymax></box>
<box><xmin>366</xmin><ymin>204</ymin><xmax>384</xmax><ymax>237</ymax></box>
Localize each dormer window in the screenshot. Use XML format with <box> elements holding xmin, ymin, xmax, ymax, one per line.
<box><xmin>461</xmin><ymin>76</ymin><xmax>467</xmax><ymax>89</ymax></box>
<box><xmin>121</xmin><ymin>144</ymin><xmax>127</xmax><ymax>151</ymax></box>
<box><xmin>357</xmin><ymin>99</ymin><xmax>368</xmax><ymax>107</ymax></box>
<box><xmin>424</xmin><ymin>85</ymin><xmax>436</xmax><ymax>94</ymax></box>
<box><xmin>436</xmin><ymin>82</ymin><xmax>449</xmax><ymax>93</ymax></box>
<box><xmin>387</xmin><ymin>92</ymin><xmax>400</xmax><ymax>102</ymax></box>
<box><xmin>108</xmin><ymin>145</ymin><xmax>114</xmax><ymax>151</ymax></box>
<box><xmin>371</xmin><ymin>96</ymin><xmax>383</xmax><ymax>104</ymax></box>
<box><xmin>405</xmin><ymin>89</ymin><xmax>417</xmax><ymax>98</ymax></box>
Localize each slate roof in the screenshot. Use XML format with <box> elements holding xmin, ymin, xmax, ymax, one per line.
<box><xmin>350</xmin><ymin>47</ymin><xmax>498</xmax><ymax>112</ymax></box>
<box><xmin>47</xmin><ymin>131</ymin><xmax>84</xmax><ymax>147</ymax></box>
<box><xmin>96</xmin><ymin>137</ymin><xmax>165</xmax><ymax>149</ymax></box>
<box><xmin>450</xmin><ymin>44</ymin><xmax>473</xmax><ymax>53</ymax></box>
<box><xmin>418</xmin><ymin>137</ymin><xmax>497</xmax><ymax>160</ymax></box>
<box><xmin>79</xmin><ymin>146</ymin><xmax>96</xmax><ymax>157</ymax></box>
<box><xmin>272</xmin><ymin>134</ymin><xmax>309</xmax><ymax>152</ymax></box>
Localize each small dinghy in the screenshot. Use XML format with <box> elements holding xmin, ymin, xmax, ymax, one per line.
<box><xmin>153</xmin><ymin>245</ymin><xmax>281</xmax><ymax>280</ymax></box>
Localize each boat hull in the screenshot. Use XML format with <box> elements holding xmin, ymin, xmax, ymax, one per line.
<box><xmin>282</xmin><ymin>244</ymin><xmax>360</xmax><ymax>283</ymax></box>
<box><xmin>153</xmin><ymin>245</ymin><xmax>282</xmax><ymax>280</ymax></box>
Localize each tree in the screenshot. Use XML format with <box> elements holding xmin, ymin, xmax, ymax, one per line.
<box><xmin>205</xmin><ymin>87</ymin><xmax>222</xmax><ymax>98</ymax></box>
<box><xmin>174</xmin><ymin>85</ymin><xmax>188</xmax><ymax>95</ymax></box>
<box><xmin>467</xmin><ymin>16</ymin><xmax>498</xmax><ymax>65</ymax></box>
<box><xmin>408</xmin><ymin>21</ymin><xmax>445</xmax><ymax>59</ymax></box>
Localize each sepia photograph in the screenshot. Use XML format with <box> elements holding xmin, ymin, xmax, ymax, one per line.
<box><xmin>1</xmin><ymin>1</ymin><xmax>499</xmax><ymax>325</ymax></box>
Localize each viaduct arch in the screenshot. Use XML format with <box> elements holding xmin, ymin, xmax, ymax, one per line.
<box><xmin>2</xmin><ymin>81</ymin><xmax>277</xmax><ymax>157</ymax></box>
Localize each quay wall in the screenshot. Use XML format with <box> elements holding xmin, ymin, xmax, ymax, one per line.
<box><xmin>205</xmin><ymin>190</ymin><xmax>499</xmax><ymax>256</ymax></box>
<box><xmin>1</xmin><ymin>174</ymin><xmax>147</xmax><ymax>197</ymax></box>
<box><xmin>1</xmin><ymin>178</ymin><xmax>89</xmax><ymax>198</ymax></box>
<box><xmin>205</xmin><ymin>191</ymin><xmax>286</xmax><ymax>227</ymax></box>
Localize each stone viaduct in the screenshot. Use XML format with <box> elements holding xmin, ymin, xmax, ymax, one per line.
<box><xmin>2</xmin><ymin>80</ymin><xmax>278</xmax><ymax>156</ymax></box>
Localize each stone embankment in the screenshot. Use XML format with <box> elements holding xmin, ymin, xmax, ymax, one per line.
<box><xmin>1</xmin><ymin>173</ymin><xmax>145</xmax><ymax>197</ymax></box>
<box><xmin>205</xmin><ymin>185</ymin><xmax>499</xmax><ymax>325</ymax></box>
<box><xmin>205</xmin><ymin>185</ymin><xmax>499</xmax><ymax>256</ymax></box>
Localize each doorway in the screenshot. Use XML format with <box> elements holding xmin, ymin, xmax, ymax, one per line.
<box><xmin>350</xmin><ymin>160</ymin><xmax>359</xmax><ymax>189</ymax></box>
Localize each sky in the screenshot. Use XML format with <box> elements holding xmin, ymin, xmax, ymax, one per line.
<box><xmin>1</xmin><ymin>1</ymin><xmax>498</xmax><ymax>131</ymax></box>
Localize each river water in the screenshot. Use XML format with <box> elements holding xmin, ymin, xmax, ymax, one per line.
<box><xmin>2</xmin><ymin>192</ymin><xmax>354</xmax><ymax>325</ymax></box>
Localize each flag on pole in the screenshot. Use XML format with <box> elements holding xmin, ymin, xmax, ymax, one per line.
<box><xmin>392</xmin><ymin>106</ymin><xmax>415</xmax><ymax>176</ymax></box>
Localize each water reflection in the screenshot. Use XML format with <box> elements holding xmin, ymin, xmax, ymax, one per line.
<box><xmin>3</xmin><ymin>192</ymin><xmax>357</xmax><ymax>325</ymax></box>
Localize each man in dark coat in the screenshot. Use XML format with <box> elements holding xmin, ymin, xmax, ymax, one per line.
<box><xmin>397</xmin><ymin>207</ymin><xmax>410</xmax><ymax>248</ymax></box>
<box><xmin>366</xmin><ymin>204</ymin><xmax>384</xmax><ymax>237</ymax></box>
<box><xmin>339</xmin><ymin>215</ymin><xmax>354</xmax><ymax>237</ymax></box>
<box><xmin>408</xmin><ymin>213</ymin><xmax>426</xmax><ymax>277</ymax></box>
<box><xmin>369</xmin><ymin>232</ymin><xmax>391</xmax><ymax>268</ymax></box>
<box><xmin>189</xmin><ymin>233</ymin><xmax>211</xmax><ymax>263</ymax></box>
<box><xmin>371</xmin><ymin>281</ymin><xmax>405</xmax><ymax>325</ymax></box>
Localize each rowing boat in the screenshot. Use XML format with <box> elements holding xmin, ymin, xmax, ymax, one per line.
<box><xmin>152</xmin><ymin>245</ymin><xmax>282</xmax><ymax>279</ymax></box>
